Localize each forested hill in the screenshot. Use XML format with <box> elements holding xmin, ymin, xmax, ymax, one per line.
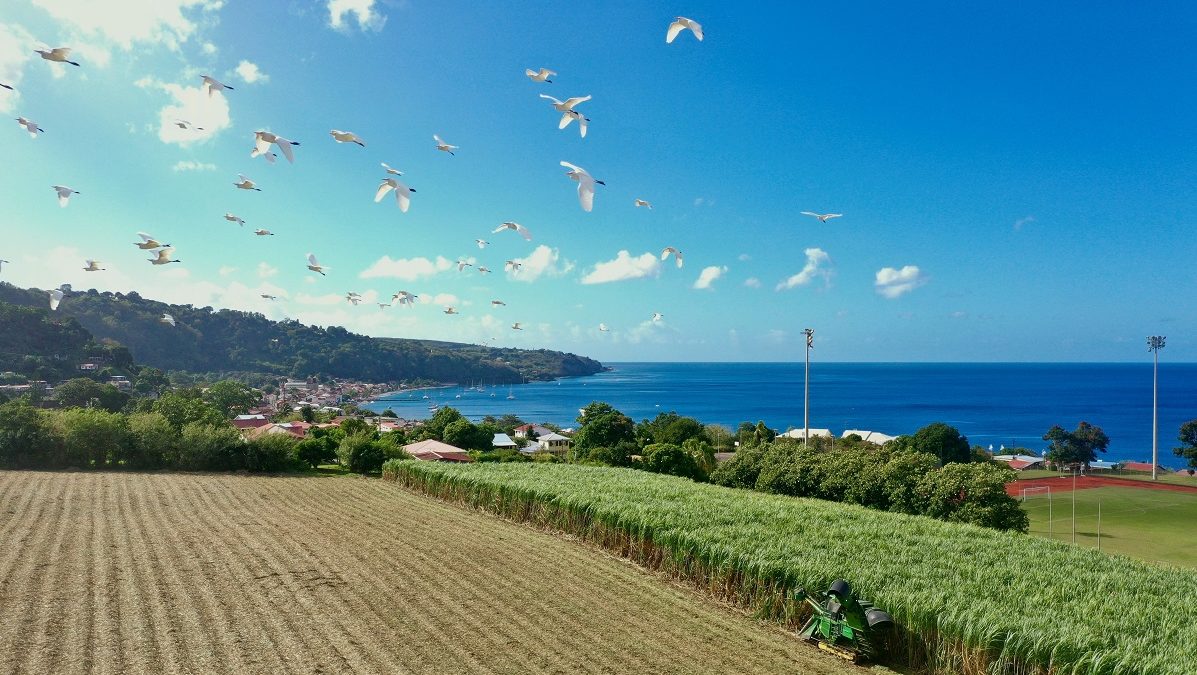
<box><xmin>0</xmin><ymin>283</ymin><xmax>604</xmax><ymax>384</ymax></box>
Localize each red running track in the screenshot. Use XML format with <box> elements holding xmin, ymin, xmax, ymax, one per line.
<box><xmin>1006</xmin><ymin>475</ymin><xmax>1197</xmax><ymax>497</ymax></box>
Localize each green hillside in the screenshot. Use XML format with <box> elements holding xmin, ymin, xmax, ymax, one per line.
<box><xmin>0</xmin><ymin>283</ymin><xmax>604</xmax><ymax>385</ymax></box>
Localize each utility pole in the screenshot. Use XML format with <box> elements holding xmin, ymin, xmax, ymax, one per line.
<box><xmin>802</xmin><ymin>328</ymin><xmax>814</xmax><ymax>447</ymax></box>
<box><xmin>1148</xmin><ymin>336</ymin><xmax>1166</xmax><ymax>481</ymax></box>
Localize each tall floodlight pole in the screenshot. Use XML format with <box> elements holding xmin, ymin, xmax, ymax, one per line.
<box><xmin>1148</xmin><ymin>336</ymin><xmax>1166</xmax><ymax>481</ymax></box>
<box><xmin>802</xmin><ymin>328</ymin><xmax>814</xmax><ymax>447</ymax></box>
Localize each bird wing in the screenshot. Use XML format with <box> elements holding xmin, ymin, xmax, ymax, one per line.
<box><xmin>515</xmin><ymin>224</ymin><xmax>532</xmax><ymax>240</ymax></box>
<box><xmin>666</xmin><ymin>20</ymin><xmax>686</xmax><ymax>43</ymax></box>
<box><xmin>238</xmin><ymin>174</ymin><xmax>250</xmax><ymax>183</ymax></box>
<box><xmin>307</xmin><ymin>253</ymin><xmax>319</xmax><ymax>266</ymax></box>
<box><xmin>525</xmin><ymin>69</ymin><xmax>537</xmax><ymax>78</ymax></box>
<box><xmin>274</xmin><ymin>138</ymin><xmax>295</xmax><ymax>163</ymax></box>
<box><xmin>560</xmin><ymin>160</ymin><xmax>582</xmax><ymax>172</ymax></box>
<box><xmin>375</xmin><ymin>180</ymin><xmax>395</xmax><ymax>202</ymax></box>
<box><xmin>137</xmin><ymin>232</ymin><xmax>154</xmax><ymax>243</ymax></box>
<box><xmin>394</xmin><ymin>184</ymin><xmax>411</xmax><ymax>212</ymax></box>
<box><xmin>661</xmin><ymin>248</ymin><xmax>673</xmax><ymax>260</ymax></box>
<box><xmin>578</xmin><ymin>117</ymin><xmax>588</xmax><ymax>138</ymax></box>
<box><xmin>562</xmin><ymin>95</ymin><xmax>591</xmax><ymax>109</ymax></box>
<box><xmin>685</xmin><ymin>18</ymin><xmax>704</xmax><ymax>40</ymax></box>
<box><xmin>433</xmin><ymin>134</ymin><xmax>445</xmax><ymax>144</ymax></box>
<box><xmin>577</xmin><ymin>177</ymin><xmax>595</xmax><ymax>212</ymax></box>
<box><xmin>825</xmin><ymin>214</ymin><xmax>843</xmax><ymax>220</ymax></box>
<box><xmin>539</xmin><ymin>94</ymin><xmax>563</xmax><ymax>105</ymax></box>
<box><xmin>676</xmin><ymin>252</ymin><xmax>684</xmax><ymax>268</ymax></box>
<box><xmin>800</xmin><ymin>211</ymin><xmax>820</xmax><ymax>218</ymax></box>
<box><xmin>53</xmin><ymin>48</ymin><xmax>71</xmax><ymax>58</ymax></box>
<box><xmin>252</xmin><ymin>136</ymin><xmax>270</xmax><ymax>158</ymax></box>
<box><xmin>559</xmin><ymin>112</ymin><xmax>575</xmax><ymax>130</ymax></box>
<box><xmin>381</xmin><ymin>162</ymin><xmax>401</xmax><ymax>175</ymax></box>
<box><xmin>492</xmin><ymin>224</ymin><xmax>510</xmax><ymax>234</ymax></box>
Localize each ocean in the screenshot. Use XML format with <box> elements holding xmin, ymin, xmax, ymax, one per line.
<box><xmin>364</xmin><ymin>362</ymin><xmax>1196</xmax><ymax>466</ymax></box>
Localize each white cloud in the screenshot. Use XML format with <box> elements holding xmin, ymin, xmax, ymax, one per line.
<box><xmin>30</xmin><ymin>0</ymin><xmax>217</xmax><ymax>51</ymax></box>
<box><xmin>234</xmin><ymin>59</ymin><xmax>266</xmax><ymax>84</ymax></box>
<box><xmin>138</xmin><ymin>77</ymin><xmax>231</xmax><ymax>145</ymax></box>
<box><xmin>257</xmin><ymin>262</ymin><xmax>278</xmax><ymax>279</ymax></box>
<box><xmin>949</xmin><ymin>310</ymin><xmax>968</xmax><ymax>319</ymax></box>
<box><xmin>420</xmin><ymin>292</ymin><xmax>459</xmax><ymax>307</ymax></box>
<box><xmin>743</xmin><ymin>277</ymin><xmax>761</xmax><ymax>289</ymax></box>
<box><xmin>581</xmin><ymin>250</ymin><xmax>661</xmax><ymax>285</ymax></box>
<box><xmin>218</xmin><ymin>265</ymin><xmax>236</xmax><ymax>276</ymax></box>
<box><xmin>171</xmin><ymin>160</ymin><xmax>215</xmax><ymax>172</ymax></box>
<box><xmin>692</xmin><ymin>265</ymin><xmax>728</xmax><ymax>290</ymax></box>
<box><xmin>328</xmin><ymin>0</ymin><xmax>386</xmax><ymax>31</ymax></box>
<box><xmin>737</xmin><ymin>253</ymin><xmax>751</xmax><ymax>262</ymax></box>
<box><xmin>875</xmin><ymin>265</ymin><xmax>927</xmax><ymax>299</ymax></box>
<box><xmin>776</xmin><ymin>248</ymin><xmax>831</xmax><ymax>291</ymax></box>
<box><xmin>1013</xmin><ymin>215</ymin><xmax>1035</xmax><ymax>231</ymax></box>
<box><xmin>0</xmin><ymin>23</ymin><xmax>36</xmax><ymax>112</ymax></box>
<box><xmin>508</xmin><ymin>245</ymin><xmax>574</xmax><ymax>282</ymax></box>
<box><xmin>201</xmin><ymin>41</ymin><xmax>216</xmax><ymax>55</ymax></box>
<box><xmin>359</xmin><ymin>255</ymin><xmax>453</xmax><ymax>281</ymax></box>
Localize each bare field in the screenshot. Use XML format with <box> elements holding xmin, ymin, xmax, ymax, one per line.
<box><xmin>0</xmin><ymin>471</ymin><xmax>857</xmax><ymax>675</ymax></box>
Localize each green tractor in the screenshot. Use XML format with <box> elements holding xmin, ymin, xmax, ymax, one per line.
<box><xmin>796</xmin><ymin>579</ymin><xmax>894</xmax><ymax>663</ymax></box>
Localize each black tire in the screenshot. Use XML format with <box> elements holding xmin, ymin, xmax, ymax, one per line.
<box><xmin>828</xmin><ymin>579</ymin><xmax>851</xmax><ymax>599</ymax></box>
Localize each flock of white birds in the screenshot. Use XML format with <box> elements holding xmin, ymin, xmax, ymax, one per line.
<box><xmin>9</xmin><ymin>16</ymin><xmax>837</xmax><ymax>343</ymax></box>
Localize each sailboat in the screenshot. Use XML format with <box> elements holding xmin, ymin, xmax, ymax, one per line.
<box><xmin>507</xmin><ymin>385</ymin><xmax>515</xmax><ymax>400</ymax></box>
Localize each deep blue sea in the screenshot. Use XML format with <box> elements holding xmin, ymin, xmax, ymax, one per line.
<box><xmin>364</xmin><ymin>362</ymin><xmax>1196</xmax><ymax>466</ymax></box>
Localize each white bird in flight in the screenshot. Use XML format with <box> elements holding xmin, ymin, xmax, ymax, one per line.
<box><xmin>560</xmin><ymin>161</ymin><xmax>605</xmax><ymax>212</ymax></box>
<box><xmin>16</xmin><ymin>117</ymin><xmax>44</xmax><ymax>138</ymax></box>
<box><xmin>148</xmin><ymin>248</ymin><xmax>181</xmax><ymax>265</ymax></box>
<box><xmin>160</xmin><ymin>313</ymin><xmax>176</xmax><ymax>327</ymax></box>
<box><xmin>346</xmin><ymin>292</ymin><xmax>362</xmax><ymax>305</ymax></box>
<box><xmin>224</xmin><ymin>213</ymin><xmax>246</xmax><ymax>226</ymax></box>
<box><xmin>134</xmin><ymin>232</ymin><xmax>170</xmax><ymax>250</ymax></box>
<box><xmin>475</xmin><ymin>239</ymin><xmax>489</xmax><ymax>249</ymax></box>
<box><xmin>634</xmin><ymin>198</ymin><xmax>653</xmax><ymax>209</ymax></box>
<box><xmin>253</xmin><ymin>229</ymin><xmax>274</xmax><ymax>236</ymax></box>
<box><xmin>393</xmin><ymin>290</ymin><xmax>417</xmax><ymax>306</ymax></box>
<box><xmin>36</xmin><ymin>47</ymin><xmax>80</xmax><ymax>66</ymax></box>
<box><xmin>329</xmin><ymin>129</ymin><xmax>366</xmax><ymax>146</ymax></box>
<box><xmin>511</xmin><ymin>322</ymin><xmax>523</xmax><ymax>330</ymax></box>
<box><xmin>661</xmin><ymin>246</ymin><xmax>684</xmax><ymax>268</ymax></box>
<box><xmin>478</xmin><ymin>266</ymin><xmax>492</xmax><ymax>274</ymax></box>
<box><xmin>233</xmin><ymin>174</ymin><xmax>261</xmax><ymax>191</ymax></box>
<box><xmin>82</xmin><ymin>259</ymin><xmax>105</xmax><ymax>272</ymax></box>
<box><xmin>0</xmin><ymin>82</ymin><xmax>13</xmax><ymax>90</ymax></box>
<box><xmin>457</xmin><ymin>260</ymin><xmax>474</xmax><ymax>272</ymax></box>
<box><xmin>174</xmin><ymin>120</ymin><xmax>203</xmax><ymax>130</ymax></box>
<box><xmin>525</xmin><ymin>67</ymin><xmax>556</xmax><ymax>83</ymax></box>
<box><xmin>260</xmin><ymin>294</ymin><xmax>278</xmax><ymax>301</ymax></box>
<box><xmin>800</xmin><ymin>211</ymin><xmax>843</xmax><ymax>223</ymax></box>
<box><xmin>599</xmin><ymin>323</ymin><xmax>610</xmax><ymax>332</ymax></box>
<box><xmin>0</xmin><ymin>259</ymin><xmax>8</xmax><ymax>272</ymax></box>
<box><xmin>433</xmin><ymin>134</ymin><xmax>457</xmax><ymax>155</ymax></box>
<box><xmin>375</xmin><ymin>178</ymin><xmax>415</xmax><ymax>212</ymax></box>
<box><xmin>201</xmin><ymin>75</ymin><xmax>233</xmax><ymax>97</ymax></box>
<box><xmin>560</xmin><ymin>109</ymin><xmax>590</xmax><ymax>138</ymax></box>
<box><xmin>493</xmin><ymin>221</ymin><xmax>532</xmax><ymax>241</ymax></box>
<box><xmin>491</xmin><ymin>299</ymin><xmax>506</xmax><ymax>307</ymax></box>
<box><xmin>505</xmin><ymin>260</ymin><xmax>522</xmax><ymax>272</ymax></box>
<box><xmin>444</xmin><ymin>306</ymin><xmax>458</xmax><ymax>315</ymax></box>
<box><xmin>306</xmin><ymin>253</ymin><xmax>327</xmax><ymax>276</ymax></box>
<box><xmin>666</xmin><ymin>17</ymin><xmax>704</xmax><ymax>43</ymax></box>
<box><xmin>652</xmin><ymin>312</ymin><xmax>664</xmax><ymax>322</ymax></box>
<box><xmin>380</xmin><ymin>162</ymin><xmax>403</xmax><ymax>175</ymax></box>
<box><xmin>49</xmin><ymin>289</ymin><xmax>63</xmax><ymax>311</ymax></box>
<box><xmin>540</xmin><ymin>94</ymin><xmax>590</xmax><ymax>113</ymax></box>
<box><xmin>253</xmin><ymin>131</ymin><xmax>300</xmax><ymax>163</ymax></box>
<box><xmin>52</xmin><ymin>185</ymin><xmax>78</xmax><ymax>207</ymax></box>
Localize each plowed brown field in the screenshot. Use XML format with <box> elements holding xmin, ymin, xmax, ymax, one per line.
<box><xmin>0</xmin><ymin>471</ymin><xmax>857</xmax><ymax>674</ymax></box>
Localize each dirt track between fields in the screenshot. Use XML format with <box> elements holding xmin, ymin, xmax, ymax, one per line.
<box><xmin>0</xmin><ymin>471</ymin><xmax>856</xmax><ymax>674</ymax></box>
<box><xmin>1007</xmin><ymin>474</ymin><xmax>1197</xmax><ymax>496</ymax></box>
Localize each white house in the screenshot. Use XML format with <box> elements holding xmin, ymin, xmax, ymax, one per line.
<box><xmin>780</xmin><ymin>428</ymin><xmax>833</xmax><ymax>440</ymax></box>
<box><xmin>536</xmin><ymin>432</ymin><xmax>572</xmax><ymax>455</ymax></box>
<box><xmin>513</xmin><ymin>424</ymin><xmax>555</xmax><ymax>439</ymax></box>
<box><xmin>841</xmin><ymin>429</ymin><xmax>898</xmax><ymax>445</ymax></box>
<box><xmin>492</xmin><ymin>433</ymin><xmax>517</xmax><ymax>450</ymax></box>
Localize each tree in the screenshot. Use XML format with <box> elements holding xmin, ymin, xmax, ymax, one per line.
<box><xmin>203</xmin><ymin>380</ymin><xmax>260</xmax><ymax>418</ymax></box>
<box><xmin>300</xmin><ymin>405</ymin><xmax>316</xmax><ymax>423</ymax></box>
<box><xmin>295</xmin><ymin>438</ymin><xmax>332</xmax><ymax>469</ymax></box>
<box><xmin>705</xmin><ymin>424</ymin><xmax>735</xmax><ymax>452</ymax></box>
<box><xmin>1043</xmin><ymin>421</ymin><xmax>1110</xmax><ymax>468</ymax></box>
<box><xmin>177</xmin><ymin>422</ymin><xmax>245</xmax><ymax>471</ymax></box>
<box><xmin>895</xmin><ymin>422</ymin><xmax>973</xmax><ymax>466</ymax></box>
<box><xmin>245</xmin><ymin>433</ymin><xmax>298</xmax><ymax>472</ymax></box>
<box><xmin>125</xmin><ymin>411</ymin><xmax>175</xmax><ymax>469</ymax></box>
<box><xmin>47</xmin><ymin>408</ymin><xmax>129</xmax><ymax>468</ymax></box>
<box><xmin>336</xmin><ymin>433</ymin><xmax>386</xmax><ymax>474</ymax></box>
<box><xmin>419</xmin><ymin>406</ymin><xmax>466</xmax><ymax>441</ymax></box>
<box><xmin>916</xmin><ymin>462</ymin><xmax>1029</xmax><ymax>532</ymax></box>
<box><xmin>682</xmin><ymin>437</ymin><xmax>717</xmax><ymax>475</ymax></box>
<box><xmin>1174</xmin><ymin>420</ymin><xmax>1197</xmax><ymax>469</ymax></box>
<box><xmin>639</xmin><ymin>443</ymin><xmax>705</xmax><ymax>481</ymax></box>
<box><xmin>736</xmin><ymin>421</ymin><xmax>776</xmax><ymax>448</ymax></box>
<box><xmin>0</xmin><ymin>399</ymin><xmax>59</xmax><ymax>468</ymax></box>
<box><xmin>443</xmin><ymin>419</ymin><xmax>494</xmax><ymax>452</ymax></box>
<box><xmin>339</xmin><ymin>417</ymin><xmax>373</xmax><ymax>438</ymax></box>
<box><xmin>153</xmin><ymin>389</ymin><xmax>225</xmax><ymax>430</ymax></box>
<box><xmin>636</xmin><ymin>411</ymin><xmax>709</xmax><ymax>447</ymax></box>
<box><xmin>52</xmin><ymin>377</ymin><xmax>128</xmax><ymax>412</ymax></box>
<box><xmin>572</xmin><ymin>405</ymin><xmax>636</xmax><ymax>459</ymax></box>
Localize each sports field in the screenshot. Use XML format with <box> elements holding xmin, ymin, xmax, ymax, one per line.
<box><xmin>1020</xmin><ymin>484</ymin><xmax>1197</xmax><ymax>568</ymax></box>
<box><xmin>0</xmin><ymin>470</ymin><xmax>857</xmax><ymax>674</ymax></box>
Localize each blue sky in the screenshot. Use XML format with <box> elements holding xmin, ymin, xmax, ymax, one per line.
<box><xmin>0</xmin><ymin>1</ymin><xmax>1194</xmax><ymax>362</ymax></box>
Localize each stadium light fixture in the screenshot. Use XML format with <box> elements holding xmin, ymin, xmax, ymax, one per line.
<box><xmin>1147</xmin><ymin>336</ymin><xmax>1165</xmax><ymax>481</ymax></box>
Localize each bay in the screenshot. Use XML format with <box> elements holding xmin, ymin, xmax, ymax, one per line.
<box><xmin>364</xmin><ymin>362</ymin><xmax>1197</xmax><ymax>466</ymax></box>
